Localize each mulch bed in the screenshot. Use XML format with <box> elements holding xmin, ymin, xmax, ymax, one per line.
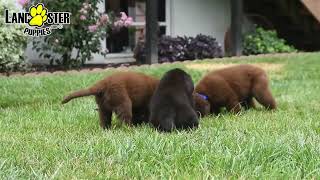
<box><xmin>0</xmin><ymin>62</ymin><xmax>136</xmax><ymax>77</ymax></box>
<box><xmin>0</xmin><ymin>52</ymin><xmax>313</xmax><ymax>77</ymax></box>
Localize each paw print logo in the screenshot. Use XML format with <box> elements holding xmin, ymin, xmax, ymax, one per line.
<box><xmin>28</xmin><ymin>4</ymin><xmax>48</xmax><ymax>27</ymax></box>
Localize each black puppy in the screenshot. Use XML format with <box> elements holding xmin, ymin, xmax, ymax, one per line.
<box><xmin>149</xmin><ymin>68</ymin><xmax>199</xmax><ymax>132</ymax></box>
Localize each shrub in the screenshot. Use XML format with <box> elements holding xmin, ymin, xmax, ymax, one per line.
<box><xmin>243</xmin><ymin>27</ymin><xmax>297</xmax><ymax>55</ymax></box>
<box><xmin>0</xmin><ymin>0</ymin><xmax>28</xmax><ymax>73</ymax></box>
<box><xmin>158</xmin><ymin>36</ymin><xmax>190</xmax><ymax>63</ymax></box>
<box><xmin>23</xmin><ymin>0</ymin><xmax>132</xmax><ymax>68</ymax></box>
<box><xmin>187</xmin><ymin>34</ymin><xmax>223</xmax><ymax>60</ymax></box>
<box><xmin>134</xmin><ymin>34</ymin><xmax>223</xmax><ymax>64</ymax></box>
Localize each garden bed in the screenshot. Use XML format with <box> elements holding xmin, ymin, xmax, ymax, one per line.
<box><xmin>0</xmin><ymin>52</ymin><xmax>308</xmax><ymax>77</ymax></box>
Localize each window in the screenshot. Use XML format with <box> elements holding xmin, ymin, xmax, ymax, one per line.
<box><xmin>106</xmin><ymin>0</ymin><xmax>168</xmax><ymax>54</ymax></box>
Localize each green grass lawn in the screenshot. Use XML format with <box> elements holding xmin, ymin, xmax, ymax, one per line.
<box><xmin>1</xmin><ymin>53</ymin><xmax>320</xmax><ymax>179</ymax></box>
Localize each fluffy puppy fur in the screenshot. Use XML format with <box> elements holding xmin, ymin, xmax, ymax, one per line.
<box><xmin>193</xmin><ymin>93</ymin><xmax>211</xmax><ymax>117</ymax></box>
<box><xmin>195</xmin><ymin>64</ymin><xmax>276</xmax><ymax>114</ymax></box>
<box><xmin>149</xmin><ymin>68</ymin><xmax>199</xmax><ymax>132</ymax></box>
<box><xmin>62</xmin><ymin>71</ymin><xmax>159</xmax><ymax>129</ymax></box>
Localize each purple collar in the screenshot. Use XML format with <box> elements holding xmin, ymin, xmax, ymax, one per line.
<box><xmin>197</xmin><ymin>93</ymin><xmax>209</xmax><ymax>101</ymax></box>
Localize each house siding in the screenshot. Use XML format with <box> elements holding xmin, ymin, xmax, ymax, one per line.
<box><xmin>170</xmin><ymin>0</ymin><xmax>230</xmax><ymax>49</ymax></box>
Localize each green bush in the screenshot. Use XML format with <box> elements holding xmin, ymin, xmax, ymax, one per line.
<box><xmin>243</xmin><ymin>27</ymin><xmax>297</xmax><ymax>55</ymax></box>
<box><xmin>26</xmin><ymin>0</ymin><xmax>105</xmax><ymax>68</ymax></box>
<box><xmin>0</xmin><ymin>0</ymin><xmax>28</xmax><ymax>73</ymax></box>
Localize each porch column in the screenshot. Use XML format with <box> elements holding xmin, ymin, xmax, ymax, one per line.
<box><xmin>230</xmin><ymin>0</ymin><xmax>243</xmax><ymax>56</ymax></box>
<box><xmin>145</xmin><ymin>0</ymin><xmax>159</xmax><ymax>64</ymax></box>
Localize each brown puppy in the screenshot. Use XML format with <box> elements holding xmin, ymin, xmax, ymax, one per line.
<box><xmin>195</xmin><ymin>64</ymin><xmax>276</xmax><ymax>114</ymax></box>
<box><xmin>193</xmin><ymin>93</ymin><xmax>211</xmax><ymax>117</ymax></box>
<box><xmin>62</xmin><ymin>71</ymin><xmax>159</xmax><ymax>129</ymax></box>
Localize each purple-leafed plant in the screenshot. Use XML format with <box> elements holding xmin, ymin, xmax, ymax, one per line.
<box><xmin>187</xmin><ymin>34</ymin><xmax>223</xmax><ymax>60</ymax></box>
<box><xmin>134</xmin><ymin>34</ymin><xmax>223</xmax><ymax>64</ymax></box>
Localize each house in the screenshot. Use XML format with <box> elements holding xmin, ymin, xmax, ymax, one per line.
<box><xmin>24</xmin><ymin>0</ymin><xmax>320</xmax><ymax>65</ymax></box>
<box><xmin>25</xmin><ymin>0</ymin><xmax>233</xmax><ymax>65</ymax></box>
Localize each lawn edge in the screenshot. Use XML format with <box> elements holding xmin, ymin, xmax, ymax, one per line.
<box><xmin>0</xmin><ymin>52</ymin><xmax>316</xmax><ymax>77</ymax></box>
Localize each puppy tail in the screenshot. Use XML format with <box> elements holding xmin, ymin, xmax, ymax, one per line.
<box><xmin>61</xmin><ymin>83</ymin><xmax>104</xmax><ymax>104</ymax></box>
